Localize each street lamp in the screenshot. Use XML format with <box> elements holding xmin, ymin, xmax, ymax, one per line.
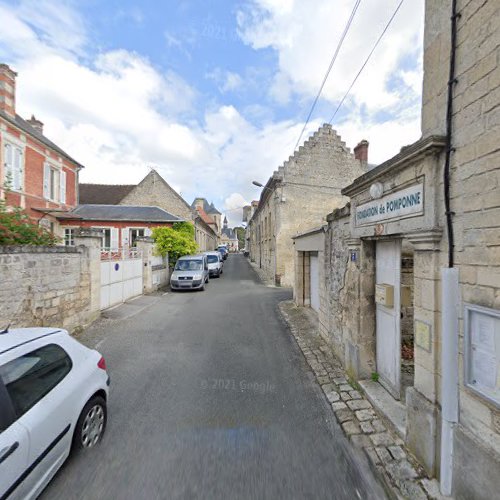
<box><xmin>252</xmin><ymin>180</ymin><xmax>274</xmax><ymax>193</ymax></box>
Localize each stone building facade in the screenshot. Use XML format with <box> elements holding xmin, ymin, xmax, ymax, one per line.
<box><xmin>248</xmin><ymin>124</ymin><xmax>367</xmax><ymax>287</ymax></box>
<box><xmin>304</xmin><ymin>1</ymin><xmax>500</xmax><ymax>497</ymax></box>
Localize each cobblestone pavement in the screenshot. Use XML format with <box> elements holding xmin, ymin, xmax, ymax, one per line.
<box><xmin>278</xmin><ymin>300</ymin><xmax>449</xmax><ymax>500</ymax></box>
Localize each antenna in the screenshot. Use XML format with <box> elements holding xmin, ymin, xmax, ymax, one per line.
<box><xmin>0</xmin><ymin>323</ymin><xmax>10</xmax><ymax>334</ymax></box>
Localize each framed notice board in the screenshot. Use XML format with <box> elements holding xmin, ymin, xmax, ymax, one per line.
<box><xmin>464</xmin><ymin>304</ymin><xmax>500</xmax><ymax>407</ymax></box>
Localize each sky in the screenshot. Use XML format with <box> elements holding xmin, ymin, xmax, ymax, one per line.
<box><xmin>0</xmin><ymin>0</ymin><xmax>424</xmax><ymax>226</ymax></box>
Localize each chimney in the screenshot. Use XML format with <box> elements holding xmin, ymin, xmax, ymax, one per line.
<box><xmin>354</xmin><ymin>140</ymin><xmax>369</xmax><ymax>166</ymax></box>
<box><xmin>0</xmin><ymin>64</ymin><xmax>17</xmax><ymax>117</ymax></box>
<box><xmin>27</xmin><ymin>115</ymin><xmax>44</xmax><ymax>135</ymax></box>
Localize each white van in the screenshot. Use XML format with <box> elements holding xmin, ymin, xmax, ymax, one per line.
<box><xmin>170</xmin><ymin>254</ymin><xmax>209</xmax><ymax>291</ymax></box>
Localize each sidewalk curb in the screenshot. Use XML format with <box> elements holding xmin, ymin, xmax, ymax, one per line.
<box><xmin>278</xmin><ymin>300</ymin><xmax>448</xmax><ymax>500</ymax></box>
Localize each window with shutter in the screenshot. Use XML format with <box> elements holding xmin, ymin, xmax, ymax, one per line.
<box><xmin>110</xmin><ymin>228</ymin><xmax>119</xmax><ymax>251</ymax></box>
<box><xmin>13</xmin><ymin>148</ymin><xmax>23</xmax><ymax>191</ymax></box>
<box><xmin>4</xmin><ymin>143</ymin><xmax>12</xmax><ymax>183</ymax></box>
<box><xmin>43</xmin><ymin>163</ymin><xmax>50</xmax><ymax>199</ymax></box>
<box><xmin>60</xmin><ymin>170</ymin><xmax>66</xmax><ymax>204</ymax></box>
<box><xmin>3</xmin><ymin>143</ymin><xmax>24</xmax><ymax>191</ymax></box>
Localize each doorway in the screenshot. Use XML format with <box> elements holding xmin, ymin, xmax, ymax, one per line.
<box><xmin>375</xmin><ymin>240</ymin><xmax>401</xmax><ymax>399</ymax></box>
<box><xmin>310</xmin><ymin>252</ymin><xmax>319</xmax><ymax>312</ymax></box>
<box><xmin>375</xmin><ymin>239</ymin><xmax>415</xmax><ymax>401</ymax></box>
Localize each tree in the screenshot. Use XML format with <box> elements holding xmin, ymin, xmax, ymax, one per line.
<box><xmin>172</xmin><ymin>221</ymin><xmax>195</xmax><ymax>237</ymax></box>
<box><xmin>234</xmin><ymin>226</ymin><xmax>246</xmax><ymax>249</ymax></box>
<box><xmin>0</xmin><ymin>198</ymin><xmax>59</xmax><ymax>246</ymax></box>
<box><xmin>152</xmin><ymin>225</ymin><xmax>198</xmax><ymax>264</ymax></box>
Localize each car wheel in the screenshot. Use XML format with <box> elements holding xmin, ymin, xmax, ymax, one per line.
<box><xmin>73</xmin><ymin>396</ymin><xmax>107</xmax><ymax>452</ymax></box>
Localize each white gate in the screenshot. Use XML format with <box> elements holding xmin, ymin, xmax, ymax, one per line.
<box><xmin>100</xmin><ymin>249</ymin><xmax>143</xmax><ymax>310</ymax></box>
<box><xmin>375</xmin><ymin>240</ymin><xmax>401</xmax><ymax>399</ymax></box>
<box><xmin>310</xmin><ymin>252</ymin><xmax>320</xmax><ymax>312</ymax></box>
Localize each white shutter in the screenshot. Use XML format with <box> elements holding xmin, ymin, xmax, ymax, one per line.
<box><xmin>13</xmin><ymin>147</ymin><xmax>23</xmax><ymax>191</ymax></box>
<box><xmin>111</xmin><ymin>227</ymin><xmax>119</xmax><ymax>251</ymax></box>
<box><xmin>4</xmin><ymin>143</ymin><xmax>13</xmax><ymax>185</ymax></box>
<box><xmin>43</xmin><ymin>163</ymin><xmax>50</xmax><ymax>199</ymax></box>
<box><xmin>121</xmin><ymin>227</ymin><xmax>129</xmax><ymax>248</ymax></box>
<box><xmin>60</xmin><ymin>170</ymin><xmax>66</xmax><ymax>204</ymax></box>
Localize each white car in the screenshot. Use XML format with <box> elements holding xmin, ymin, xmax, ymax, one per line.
<box><xmin>204</xmin><ymin>251</ymin><xmax>223</xmax><ymax>278</ymax></box>
<box><xmin>0</xmin><ymin>327</ymin><xmax>110</xmax><ymax>499</ymax></box>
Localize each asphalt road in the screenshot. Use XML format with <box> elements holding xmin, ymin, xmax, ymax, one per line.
<box><xmin>42</xmin><ymin>254</ymin><xmax>386</xmax><ymax>500</ymax></box>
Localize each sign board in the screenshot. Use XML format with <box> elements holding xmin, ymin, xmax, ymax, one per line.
<box><xmin>375</xmin><ymin>283</ymin><xmax>394</xmax><ymax>308</ymax></box>
<box><xmin>356</xmin><ymin>183</ymin><xmax>424</xmax><ymax>226</ymax></box>
<box><xmin>464</xmin><ymin>304</ymin><xmax>500</xmax><ymax>408</ymax></box>
<box><xmin>415</xmin><ymin>320</ymin><xmax>431</xmax><ymax>352</ymax></box>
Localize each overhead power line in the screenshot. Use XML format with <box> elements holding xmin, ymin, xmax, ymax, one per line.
<box><xmin>293</xmin><ymin>0</ymin><xmax>362</xmax><ymax>151</ymax></box>
<box><xmin>329</xmin><ymin>0</ymin><xmax>405</xmax><ymax>124</ymax></box>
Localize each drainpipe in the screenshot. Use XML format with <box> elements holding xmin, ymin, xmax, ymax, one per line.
<box><xmin>440</xmin><ymin>267</ymin><xmax>459</xmax><ymax>495</ymax></box>
<box><xmin>440</xmin><ymin>0</ymin><xmax>460</xmax><ymax>496</ymax></box>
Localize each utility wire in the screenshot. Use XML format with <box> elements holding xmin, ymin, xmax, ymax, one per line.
<box><xmin>293</xmin><ymin>0</ymin><xmax>362</xmax><ymax>151</ymax></box>
<box><xmin>329</xmin><ymin>0</ymin><xmax>405</xmax><ymax>124</ymax></box>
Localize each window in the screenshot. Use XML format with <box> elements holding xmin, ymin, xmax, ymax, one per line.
<box><xmin>43</xmin><ymin>163</ymin><xmax>61</xmax><ymax>202</ymax></box>
<box><xmin>92</xmin><ymin>228</ymin><xmax>111</xmax><ymax>249</ymax></box>
<box><xmin>64</xmin><ymin>228</ymin><xmax>75</xmax><ymax>246</ymax></box>
<box><xmin>0</xmin><ymin>344</ymin><xmax>72</xmax><ymax>419</ymax></box>
<box><xmin>129</xmin><ymin>228</ymin><xmax>144</xmax><ymax>247</ymax></box>
<box><xmin>3</xmin><ymin>142</ymin><xmax>23</xmax><ymax>191</ymax></box>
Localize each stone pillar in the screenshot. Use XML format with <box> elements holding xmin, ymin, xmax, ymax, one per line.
<box><xmin>135</xmin><ymin>237</ymin><xmax>155</xmax><ymax>294</ymax></box>
<box><xmin>74</xmin><ymin>228</ymin><xmax>102</xmax><ymax>326</ymax></box>
<box><xmin>405</xmin><ymin>229</ymin><xmax>442</xmax><ymax>477</ymax></box>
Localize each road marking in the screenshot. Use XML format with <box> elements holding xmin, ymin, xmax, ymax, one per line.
<box><xmin>95</xmin><ymin>339</ymin><xmax>105</xmax><ymax>349</ymax></box>
<box><xmin>162</xmin><ymin>292</ymin><xmax>169</xmax><ymax>296</ymax></box>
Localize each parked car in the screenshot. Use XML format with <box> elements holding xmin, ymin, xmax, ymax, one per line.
<box><xmin>217</xmin><ymin>246</ymin><xmax>228</xmax><ymax>260</ymax></box>
<box><xmin>204</xmin><ymin>251</ymin><xmax>223</xmax><ymax>278</ymax></box>
<box><xmin>170</xmin><ymin>254</ymin><xmax>209</xmax><ymax>291</ymax></box>
<box><xmin>0</xmin><ymin>327</ymin><xmax>110</xmax><ymax>500</ymax></box>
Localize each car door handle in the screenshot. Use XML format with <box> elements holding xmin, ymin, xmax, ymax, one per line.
<box><xmin>0</xmin><ymin>442</ymin><xmax>19</xmax><ymax>465</ymax></box>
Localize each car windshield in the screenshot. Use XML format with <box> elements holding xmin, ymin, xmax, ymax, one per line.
<box><xmin>175</xmin><ymin>259</ymin><xmax>203</xmax><ymax>271</ymax></box>
<box><xmin>207</xmin><ymin>255</ymin><xmax>219</xmax><ymax>263</ymax></box>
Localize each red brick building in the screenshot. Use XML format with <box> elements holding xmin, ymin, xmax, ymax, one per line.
<box><xmin>58</xmin><ymin>205</ymin><xmax>183</xmax><ymax>249</ymax></box>
<box><xmin>0</xmin><ymin>64</ymin><xmax>83</xmax><ymax>234</ymax></box>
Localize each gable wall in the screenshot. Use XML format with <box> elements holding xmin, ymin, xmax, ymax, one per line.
<box><xmin>120</xmin><ymin>170</ymin><xmax>193</xmax><ymax>221</ymax></box>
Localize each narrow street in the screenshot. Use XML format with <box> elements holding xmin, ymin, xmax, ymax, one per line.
<box><xmin>42</xmin><ymin>255</ymin><xmax>385</xmax><ymax>500</ymax></box>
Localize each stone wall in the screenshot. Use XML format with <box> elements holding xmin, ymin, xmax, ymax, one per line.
<box><xmin>322</xmin><ymin>205</ymin><xmax>376</xmax><ymax>380</ymax></box>
<box><xmin>194</xmin><ymin>217</ymin><xmax>217</xmax><ymax>252</ymax></box>
<box><xmin>438</xmin><ymin>0</ymin><xmax>500</xmax><ymax>495</ymax></box>
<box><xmin>120</xmin><ymin>169</ymin><xmax>193</xmax><ymax>221</ymax></box>
<box><xmin>0</xmin><ymin>235</ymin><xmax>101</xmax><ymax>333</ymax></box>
